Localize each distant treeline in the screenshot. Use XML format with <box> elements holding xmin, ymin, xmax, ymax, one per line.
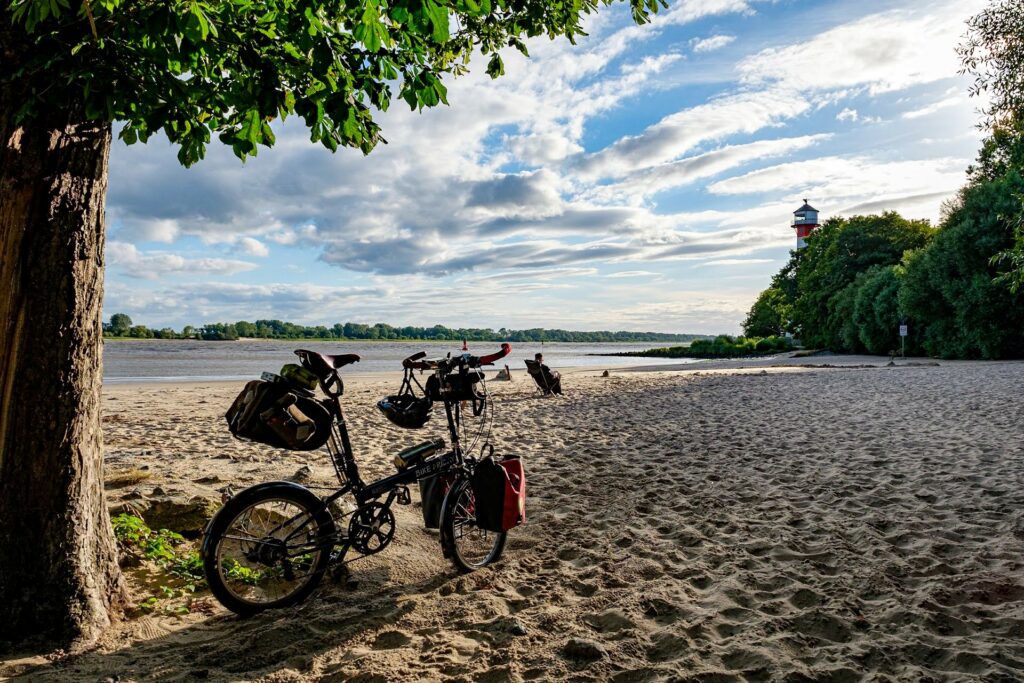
<box><xmin>102</xmin><ymin>314</ymin><xmax>707</xmax><ymax>344</ymax></box>
<box><xmin>743</xmin><ymin>120</ymin><xmax>1024</xmax><ymax>360</ymax></box>
<box><xmin>602</xmin><ymin>335</ymin><xmax>794</xmax><ymax>359</ymax></box>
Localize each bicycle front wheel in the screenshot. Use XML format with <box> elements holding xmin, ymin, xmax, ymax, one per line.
<box><xmin>440</xmin><ymin>478</ymin><xmax>507</xmax><ymax>572</ymax></box>
<box><xmin>202</xmin><ymin>483</ymin><xmax>335</xmax><ymax>615</ymax></box>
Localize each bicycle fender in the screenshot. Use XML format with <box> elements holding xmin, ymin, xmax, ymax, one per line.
<box><xmin>437</xmin><ymin>477</ymin><xmax>467</xmax><ymax>559</ymax></box>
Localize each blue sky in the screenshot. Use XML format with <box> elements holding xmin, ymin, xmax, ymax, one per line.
<box><xmin>104</xmin><ymin>0</ymin><xmax>986</xmax><ymax>334</ymax></box>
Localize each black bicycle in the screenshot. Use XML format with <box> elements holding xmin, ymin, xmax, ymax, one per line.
<box><xmin>201</xmin><ymin>344</ymin><xmax>513</xmax><ymax>615</ymax></box>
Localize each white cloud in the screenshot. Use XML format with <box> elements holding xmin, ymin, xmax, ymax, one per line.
<box><xmin>902</xmin><ymin>95</ymin><xmax>965</xmax><ymax>119</ymax></box>
<box><xmin>738</xmin><ymin>2</ymin><xmax>985</xmax><ymax>94</ymax></box>
<box><xmin>835</xmin><ymin>108</ymin><xmax>881</xmax><ymax>124</ymax></box>
<box><xmin>698</xmin><ymin>258</ymin><xmax>774</xmax><ymax>267</ymax></box>
<box><xmin>590</xmin><ymin>134</ymin><xmax>830</xmax><ymax>202</ymax></box>
<box><xmin>104</xmin><ymin>281</ymin><xmax>387</xmax><ymax>326</ymax></box>
<box><xmin>606</xmin><ymin>270</ymin><xmax>659</xmax><ymax>278</ymax></box>
<box><xmin>107</xmin><ymin>242</ymin><xmax>258</xmax><ymax>280</ymax></box>
<box><xmin>708</xmin><ymin>155</ymin><xmax>968</xmax><ymax>223</ymax></box>
<box><xmin>574</xmin><ymin>87</ymin><xmax>806</xmax><ymax>181</ymax></box>
<box><xmin>237</xmin><ymin>237</ymin><xmax>270</xmax><ymax>257</ymax></box>
<box><xmin>691</xmin><ymin>34</ymin><xmax>736</xmax><ymax>53</ymax></box>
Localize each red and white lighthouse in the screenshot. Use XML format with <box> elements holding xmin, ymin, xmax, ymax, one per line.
<box><xmin>791</xmin><ymin>199</ymin><xmax>820</xmax><ymax>249</ymax></box>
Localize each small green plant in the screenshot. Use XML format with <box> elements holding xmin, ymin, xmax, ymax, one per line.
<box><xmin>111</xmin><ymin>512</ymin><xmax>149</xmax><ymax>546</ymax></box>
<box><xmin>138</xmin><ymin>596</ymin><xmax>160</xmax><ymax>613</ymax></box>
<box><xmin>112</xmin><ymin>513</ymin><xmax>208</xmax><ymax>613</ymax></box>
<box><xmin>221</xmin><ymin>558</ymin><xmax>263</xmax><ymax>586</ymax></box>
<box><xmin>112</xmin><ymin>512</ymin><xmax>187</xmax><ymax>564</ymax></box>
<box><xmin>170</xmin><ymin>551</ymin><xmax>205</xmax><ymax>585</ymax></box>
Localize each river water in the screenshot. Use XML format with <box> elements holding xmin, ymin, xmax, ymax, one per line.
<box><xmin>103</xmin><ymin>340</ymin><xmax>696</xmax><ymax>383</ymax></box>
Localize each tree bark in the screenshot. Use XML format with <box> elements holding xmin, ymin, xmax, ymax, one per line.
<box><xmin>0</xmin><ymin>92</ymin><xmax>126</xmax><ymax>648</ymax></box>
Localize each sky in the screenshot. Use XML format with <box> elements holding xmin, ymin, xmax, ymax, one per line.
<box><xmin>104</xmin><ymin>0</ymin><xmax>988</xmax><ymax>335</ymax></box>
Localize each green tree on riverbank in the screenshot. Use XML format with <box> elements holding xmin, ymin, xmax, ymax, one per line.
<box><xmin>743</xmin><ymin>1</ymin><xmax>1024</xmax><ymax>360</ymax></box>
<box><xmin>103</xmin><ymin>316</ymin><xmax>705</xmax><ymax>344</ymax></box>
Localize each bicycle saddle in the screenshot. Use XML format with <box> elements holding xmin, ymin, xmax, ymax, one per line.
<box><xmin>295</xmin><ymin>349</ymin><xmax>361</xmax><ymax>378</ymax></box>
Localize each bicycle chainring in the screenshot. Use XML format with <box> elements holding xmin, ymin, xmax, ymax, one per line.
<box><xmin>347</xmin><ymin>502</ymin><xmax>396</xmax><ymax>555</ymax></box>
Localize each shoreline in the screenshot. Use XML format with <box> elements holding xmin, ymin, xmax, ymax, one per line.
<box><xmin>102</xmin><ymin>337</ymin><xmax>705</xmax><ymax>344</ymax></box>
<box><xmin>100</xmin><ymin>354</ymin><xmax>1024</xmax><ymax>388</ymax></box>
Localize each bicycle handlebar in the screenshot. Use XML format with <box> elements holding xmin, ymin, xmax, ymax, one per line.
<box><xmin>478</xmin><ymin>342</ymin><xmax>512</xmax><ymax>366</ymax></box>
<box><xmin>401</xmin><ymin>351</ymin><xmax>427</xmax><ymax>369</ymax></box>
<box><xmin>402</xmin><ymin>343</ymin><xmax>512</xmax><ymax>371</ymax></box>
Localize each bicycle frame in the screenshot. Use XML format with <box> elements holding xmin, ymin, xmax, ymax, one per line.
<box><xmin>264</xmin><ymin>367</ymin><xmax>475</xmax><ymax>563</ymax></box>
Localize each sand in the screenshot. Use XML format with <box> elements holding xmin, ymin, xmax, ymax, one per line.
<box><xmin>2</xmin><ymin>357</ymin><xmax>1024</xmax><ymax>681</ymax></box>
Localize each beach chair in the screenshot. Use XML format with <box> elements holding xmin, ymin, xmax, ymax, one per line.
<box><xmin>524</xmin><ymin>360</ymin><xmax>562</xmax><ymax>396</ymax></box>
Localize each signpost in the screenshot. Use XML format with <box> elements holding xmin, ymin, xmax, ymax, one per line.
<box><xmin>899</xmin><ymin>322</ymin><xmax>908</xmax><ymax>358</ymax></box>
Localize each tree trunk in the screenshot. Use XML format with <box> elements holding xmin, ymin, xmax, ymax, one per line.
<box><xmin>0</xmin><ymin>94</ymin><xmax>126</xmax><ymax>648</ymax></box>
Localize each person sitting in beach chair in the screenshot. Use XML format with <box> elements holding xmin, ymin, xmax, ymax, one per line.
<box><xmin>525</xmin><ymin>353</ymin><xmax>562</xmax><ymax>395</ymax></box>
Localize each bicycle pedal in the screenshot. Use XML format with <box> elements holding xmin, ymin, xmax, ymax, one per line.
<box><xmin>396</xmin><ymin>486</ymin><xmax>412</xmax><ymax>505</ymax></box>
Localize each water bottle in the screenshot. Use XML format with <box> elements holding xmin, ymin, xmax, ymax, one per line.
<box><xmin>394</xmin><ymin>438</ymin><xmax>445</xmax><ymax>470</ymax></box>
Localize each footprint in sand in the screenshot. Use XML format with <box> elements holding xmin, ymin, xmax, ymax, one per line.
<box><xmin>646</xmin><ymin>631</ymin><xmax>689</xmax><ymax>662</ymax></box>
<box><xmin>582</xmin><ymin>609</ymin><xmax>635</xmax><ymax>633</ymax></box>
<box><xmin>372</xmin><ymin>630</ymin><xmax>413</xmax><ymax>650</ymax></box>
<box><xmin>640</xmin><ymin>597</ymin><xmax>682</xmax><ymax>625</ymax></box>
<box><xmin>789</xmin><ymin>588</ymin><xmax>822</xmax><ymax>609</ymax></box>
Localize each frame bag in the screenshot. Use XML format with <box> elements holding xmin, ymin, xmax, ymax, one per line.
<box><xmin>470</xmin><ymin>456</ymin><xmax>526</xmax><ymax>533</ymax></box>
<box><xmin>418</xmin><ymin>473</ymin><xmax>453</xmax><ymax>529</ymax></box>
<box><xmin>225</xmin><ymin>379</ymin><xmax>332</xmax><ymax>451</ymax></box>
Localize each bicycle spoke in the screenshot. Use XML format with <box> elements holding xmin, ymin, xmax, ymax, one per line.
<box><xmin>216</xmin><ymin>498</ymin><xmax>324</xmax><ymax>607</ymax></box>
<box><xmin>446</xmin><ymin>484</ymin><xmax>503</xmax><ymax>569</ymax></box>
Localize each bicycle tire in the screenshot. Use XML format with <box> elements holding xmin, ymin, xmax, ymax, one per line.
<box><xmin>202</xmin><ymin>482</ymin><xmax>335</xmax><ymax>616</ymax></box>
<box><xmin>440</xmin><ymin>477</ymin><xmax>507</xmax><ymax>572</ymax></box>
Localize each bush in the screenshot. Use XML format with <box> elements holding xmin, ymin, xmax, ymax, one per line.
<box><xmin>627</xmin><ymin>336</ymin><xmax>794</xmax><ymax>359</ymax></box>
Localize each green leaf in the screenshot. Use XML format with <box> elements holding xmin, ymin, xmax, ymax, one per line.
<box><xmin>486</xmin><ymin>53</ymin><xmax>504</xmax><ymax>79</ymax></box>
<box><xmin>183</xmin><ymin>2</ymin><xmax>210</xmax><ymax>42</ymax></box>
<box><xmin>424</xmin><ymin>0</ymin><xmax>449</xmax><ymax>42</ymax></box>
<box><xmin>119</xmin><ymin>126</ymin><xmax>138</xmax><ymax>145</ymax></box>
<box><xmin>239</xmin><ymin>109</ymin><xmax>261</xmax><ymax>144</ymax></box>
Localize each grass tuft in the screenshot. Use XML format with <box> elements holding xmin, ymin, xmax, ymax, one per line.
<box><xmin>106</xmin><ymin>468</ymin><xmax>152</xmax><ymax>488</ymax></box>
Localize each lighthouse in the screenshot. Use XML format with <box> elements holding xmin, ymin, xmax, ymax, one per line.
<box><xmin>791</xmin><ymin>199</ymin><xmax>820</xmax><ymax>249</ymax></box>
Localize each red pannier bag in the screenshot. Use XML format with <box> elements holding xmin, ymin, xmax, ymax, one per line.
<box><xmin>470</xmin><ymin>456</ymin><xmax>526</xmax><ymax>533</ymax></box>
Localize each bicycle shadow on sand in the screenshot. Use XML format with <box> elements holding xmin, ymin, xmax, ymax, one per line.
<box><xmin>4</xmin><ymin>559</ymin><xmax>467</xmax><ymax>682</ymax></box>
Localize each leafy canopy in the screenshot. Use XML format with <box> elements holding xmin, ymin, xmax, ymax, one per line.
<box><xmin>900</xmin><ymin>135</ymin><xmax>1024</xmax><ymax>359</ymax></box>
<box><xmin>959</xmin><ymin>0</ymin><xmax>1024</xmax><ymax>290</ymax></box>
<box><xmin>6</xmin><ymin>0</ymin><xmax>665</xmax><ymax>165</ymax></box>
<box><xmin>741</xmin><ymin>286</ymin><xmax>789</xmax><ymax>338</ymax></box>
<box><xmin>959</xmin><ymin>0</ymin><xmax>1024</xmax><ymax>129</ymax></box>
<box><xmin>791</xmin><ymin>213</ymin><xmax>934</xmax><ymax>349</ymax></box>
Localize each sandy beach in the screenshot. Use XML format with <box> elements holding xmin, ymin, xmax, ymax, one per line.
<box><xmin>3</xmin><ymin>357</ymin><xmax>1024</xmax><ymax>681</ymax></box>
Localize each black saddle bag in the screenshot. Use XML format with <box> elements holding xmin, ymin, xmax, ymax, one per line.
<box><xmin>443</xmin><ymin>368</ymin><xmax>485</xmax><ymax>401</ymax></box>
<box><xmin>225</xmin><ymin>379</ymin><xmax>332</xmax><ymax>451</ymax></box>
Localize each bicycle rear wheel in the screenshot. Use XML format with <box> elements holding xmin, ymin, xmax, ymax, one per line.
<box><xmin>202</xmin><ymin>483</ymin><xmax>335</xmax><ymax>615</ymax></box>
<box><xmin>440</xmin><ymin>477</ymin><xmax>507</xmax><ymax>572</ymax></box>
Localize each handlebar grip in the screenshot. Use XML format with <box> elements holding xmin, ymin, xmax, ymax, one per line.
<box><xmin>403</xmin><ymin>351</ymin><xmax>428</xmax><ymax>369</ymax></box>
<box><xmin>478</xmin><ymin>343</ymin><xmax>512</xmax><ymax>365</ymax></box>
